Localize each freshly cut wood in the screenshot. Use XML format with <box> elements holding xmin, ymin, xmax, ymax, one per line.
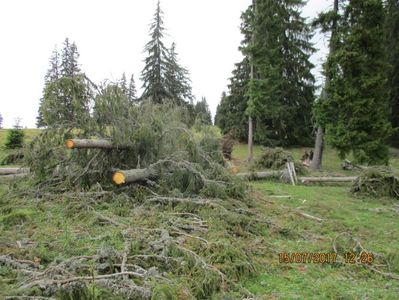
<box><xmin>66</xmin><ymin>139</ymin><xmax>127</xmax><ymax>150</ymax></box>
<box><xmin>236</xmin><ymin>171</ymin><xmax>282</xmax><ymax>180</ymax></box>
<box><xmin>0</xmin><ymin>168</ymin><xmax>30</xmax><ymax>175</ymax></box>
<box><xmin>299</xmin><ymin>176</ymin><xmax>357</xmax><ymax>183</ymax></box>
<box><xmin>113</xmin><ymin>167</ymin><xmax>158</xmax><ymax>185</ymax></box>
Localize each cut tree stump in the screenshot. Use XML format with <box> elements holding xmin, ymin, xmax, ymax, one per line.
<box><xmin>66</xmin><ymin>139</ymin><xmax>127</xmax><ymax>150</ymax></box>
<box><xmin>113</xmin><ymin>167</ymin><xmax>158</xmax><ymax>185</ymax></box>
<box><xmin>0</xmin><ymin>168</ymin><xmax>30</xmax><ymax>175</ymax></box>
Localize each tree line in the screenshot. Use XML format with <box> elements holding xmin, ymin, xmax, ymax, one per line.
<box><xmin>215</xmin><ymin>0</ymin><xmax>399</xmax><ymax>166</ymax></box>
<box><xmin>36</xmin><ymin>1</ymin><xmax>212</xmax><ymax>130</ymax></box>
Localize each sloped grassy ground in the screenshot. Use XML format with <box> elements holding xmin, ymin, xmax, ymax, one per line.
<box><xmin>1</xmin><ymin>132</ymin><xmax>399</xmax><ymax>298</ymax></box>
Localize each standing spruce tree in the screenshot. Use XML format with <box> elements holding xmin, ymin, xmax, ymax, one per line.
<box><xmin>141</xmin><ymin>1</ymin><xmax>193</xmax><ymax>106</ymax></box>
<box><xmin>194</xmin><ymin>97</ymin><xmax>212</xmax><ymax>125</ymax></box>
<box><xmin>0</xmin><ymin>113</ymin><xmax>3</xmax><ymax>129</ymax></box>
<box><xmin>39</xmin><ymin>38</ymin><xmax>91</xmax><ymax>128</ymax></box>
<box><xmin>128</xmin><ymin>74</ymin><xmax>137</xmax><ymax>104</ymax></box>
<box><xmin>310</xmin><ymin>0</ymin><xmax>340</xmax><ymax>171</ymax></box>
<box><xmin>165</xmin><ymin>42</ymin><xmax>193</xmax><ymax>105</ymax></box>
<box><xmin>385</xmin><ymin>0</ymin><xmax>399</xmax><ymax>146</ymax></box>
<box><xmin>215</xmin><ymin>58</ymin><xmax>251</xmax><ymax>142</ymax></box>
<box><xmin>36</xmin><ymin>48</ymin><xmax>60</xmax><ymax>127</ymax></box>
<box><xmin>318</xmin><ymin>0</ymin><xmax>392</xmax><ymax>164</ymax></box>
<box><xmin>245</xmin><ymin>0</ymin><xmax>315</xmax><ymax>147</ymax></box>
<box><xmin>140</xmin><ymin>1</ymin><xmax>171</xmax><ymax>103</ymax></box>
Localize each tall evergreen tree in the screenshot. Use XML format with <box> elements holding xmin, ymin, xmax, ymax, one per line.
<box><xmin>318</xmin><ymin>0</ymin><xmax>392</xmax><ymax>164</ymax></box>
<box><xmin>311</xmin><ymin>0</ymin><xmax>340</xmax><ymax>171</ymax></box>
<box><xmin>39</xmin><ymin>39</ymin><xmax>91</xmax><ymax>128</ymax></box>
<box><xmin>128</xmin><ymin>74</ymin><xmax>137</xmax><ymax>104</ymax></box>
<box><xmin>37</xmin><ymin>48</ymin><xmax>61</xmax><ymax>128</ymax></box>
<box><xmin>0</xmin><ymin>113</ymin><xmax>3</xmax><ymax>129</ymax></box>
<box><xmin>194</xmin><ymin>97</ymin><xmax>212</xmax><ymax>125</ymax></box>
<box><xmin>385</xmin><ymin>0</ymin><xmax>399</xmax><ymax>145</ymax></box>
<box><xmin>245</xmin><ymin>0</ymin><xmax>315</xmax><ymax>146</ymax></box>
<box><xmin>165</xmin><ymin>42</ymin><xmax>193</xmax><ymax>105</ymax></box>
<box><xmin>120</xmin><ymin>72</ymin><xmax>128</xmax><ymax>97</ymax></box>
<box><xmin>215</xmin><ymin>58</ymin><xmax>251</xmax><ymax>141</ymax></box>
<box><xmin>140</xmin><ymin>1</ymin><xmax>171</xmax><ymax>103</ymax></box>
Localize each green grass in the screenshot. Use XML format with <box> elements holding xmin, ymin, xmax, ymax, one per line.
<box><xmin>245</xmin><ymin>181</ymin><xmax>399</xmax><ymax>299</ymax></box>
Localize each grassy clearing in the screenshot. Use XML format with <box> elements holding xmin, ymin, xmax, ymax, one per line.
<box><xmin>245</xmin><ymin>181</ymin><xmax>399</xmax><ymax>299</ymax></box>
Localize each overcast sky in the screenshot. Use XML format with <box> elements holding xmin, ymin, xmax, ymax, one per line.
<box><xmin>0</xmin><ymin>0</ymin><xmax>331</xmax><ymax>128</ymax></box>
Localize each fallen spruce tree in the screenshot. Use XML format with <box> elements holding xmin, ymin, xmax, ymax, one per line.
<box><xmin>1</xmin><ymin>99</ymin><xmax>286</xmax><ymax>299</ymax></box>
<box><xmin>351</xmin><ymin>167</ymin><xmax>399</xmax><ymax>199</ymax></box>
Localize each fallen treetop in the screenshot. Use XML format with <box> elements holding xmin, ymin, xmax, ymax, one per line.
<box><xmin>66</xmin><ymin>139</ymin><xmax>128</xmax><ymax>150</ymax></box>
<box><xmin>0</xmin><ymin>167</ymin><xmax>30</xmax><ymax>175</ymax></box>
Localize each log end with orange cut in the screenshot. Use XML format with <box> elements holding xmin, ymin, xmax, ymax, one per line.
<box><xmin>112</xmin><ymin>171</ymin><xmax>126</xmax><ymax>185</ymax></box>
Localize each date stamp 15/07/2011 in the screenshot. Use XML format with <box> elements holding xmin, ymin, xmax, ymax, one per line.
<box><xmin>278</xmin><ymin>252</ymin><xmax>375</xmax><ymax>264</ymax></box>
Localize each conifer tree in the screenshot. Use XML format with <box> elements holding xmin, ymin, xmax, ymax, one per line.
<box><xmin>140</xmin><ymin>1</ymin><xmax>171</xmax><ymax>103</ymax></box>
<box><xmin>120</xmin><ymin>72</ymin><xmax>128</xmax><ymax>97</ymax></box>
<box><xmin>0</xmin><ymin>113</ymin><xmax>3</xmax><ymax>129</ymax></box>
<box><xmin>386</xmin><ymin>0</ymin><xmax>399</xmax><ymax>145</ymax></box>
<box><xmin>245</xmin><ymin>0</ymin><xmax>315</xmax><ymax>146</ymax></box>
<box><xmin>165</xmin><ymin>42</ymin><xmax>193</xmax><ymax>105</ymax></box>
<box><xmin>39</xmin><ymin>38</ymin><xmax>91</xmax><ymax>128</ymax></box>
<box><xmin>318</xmin><ymin>0</ymin><xmax>392</xmax><ymax>164</ymax></box>
<box><xmin>194</xmin><ymin>97</ymin><xmax>212</xmax><ymax>125</ymax></box>
<box><xmin>37</xmin><ymin>48</ymin><xmax>60</xmax><ymax>127</ymax></box>
<box><xmin>128</xmin><ymin>74</ymin><xmax>137</xmax><ymax>104</ymax></box>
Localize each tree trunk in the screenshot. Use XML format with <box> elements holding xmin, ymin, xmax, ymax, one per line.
<box><xmin>310</xmin><ymin>126</ymin><xmax>324</xmax><ymax>171</ymax></box>
<box><xmin>0</xmin><ymin>168</ymin><xmax>30</xmax><ymax>175</ymax></box>
<box><xmin>247</xmin><ymin>117</ymin><xmax>254</xmax><ymax>162</ymax></box>
<box><xmin>112</xmin><ymin>166</ymin><xmax>158</xmax><ymax>185</ymax></box>
<box><xmin>299</xmin><ymin>176</ymin><xmax>357</xmax><ymax>183</ymax></box>
<box><xmin>237</xmin><ymin>170</ymin><xmax>282</xmax><ymax>180</ymax></box>
<box><xmin>66</xmin><ymin>139</ymin><xmax>127</xmax><ymax>150</ymax></box>
<box><xmin>247</xmin><ymin>0</ymin><xmax>256</xmax><ymax>163</ymax></box>
<box><xmin>0</xmin><ymin>173</ymin><xmax>29</xmax><ymax>180</ymax></box>
<box><xmin>311</xmin><ymin>0</ymin><xmax>339</xmax><ymax>170</ymax></box>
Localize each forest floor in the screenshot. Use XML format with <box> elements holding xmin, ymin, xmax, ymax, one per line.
<box><xmin>1</xmin><ymin>130</ymin><xmax>399</xmax><ymax>299</ymax></box>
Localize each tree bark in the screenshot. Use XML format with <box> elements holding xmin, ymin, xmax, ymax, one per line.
<box><xmin>299</xmin><ymin>176</ymin><xmax>357</xmax><ymax>183</ymax></box>
<box><xmin>66</xmin><ymin>139</ymin><xmax>127</xmax><ymax>150</ymax></box>
<box><xmin>237</xmin><ymin>170</ymin><xmax>282</xmax><ymax>180</ymax></box>
<box><xmin>0</xmin><ymin>173</ymin><xmax>29</xmax><ymax>180</ymax></box>
<box><xmin>247</xmin><ymin>0</ymin><xmax>256</xmax><ymax>163</ymax></box>
<box><xmin>311</xmin><ymin>0</ymin><xmax>338</xmax><ymax>171</ymax></box>
<box><xmin>0</xmin><ymin>168</ymin><xmax>30</xmax><ymax>175</ymax></box>
<box><xmin>310</xmin><ymin>126</ymin><xmax>324</xmax><ymax>171</ymax></box>
<box><xmin>112</xmin><ymin>166</ymin><xmax>158</xmax><ymax>185</ymax></box>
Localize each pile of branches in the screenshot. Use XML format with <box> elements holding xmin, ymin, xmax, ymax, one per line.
<box><xmin>2</xmin><ymin>97</ymin><xmax>274</xmax><ymax>297</ymax></box>
<box><xmin>351</xmin><ymin>167</ymin><xmax>399</xmax><ymax>199</ymax></box>
<box><xmin>253</xmin><ymin>147</ymin><xmax>306</xmax><ymax>175</ymax></box>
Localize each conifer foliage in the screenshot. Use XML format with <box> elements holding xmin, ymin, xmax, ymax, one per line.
<box><xmin>141</xmin><ymin>1</ymin><xmax>192</xmax><ymax>105</ymax></box>
<box><xmin>216</xmin><ymin>0</ymin><xmax>315</xmax><ymax>146</ymax></box>
<box><xmin>37</xmin><ymin>38</ymin><xmax>91</xmax><ymax>128</ymax></box>
<box><xmin>317</xmin><ymin>0</ymin><xmax>392</xmax><ymax>164</ymax></box>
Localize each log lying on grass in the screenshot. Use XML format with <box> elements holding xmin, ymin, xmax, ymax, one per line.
<box><xmin>66</xmin><ymin>139</ymin><xmax>127</xmax><ymax>150</ymax></box>
<box><xmin>0</xmin><ymin>173</ymin><xmax>29</xmax><ymax>181</ymax></box>
<box><xmin>0</xmin><ymin>167</ymin><xmax>30</xmax><ymax>175</ymax></box>
<box><xmin>112</xmin><ymin>166</ymin><xmax>158</xmax><ymax>185</ymax></box>
<box><xmin>299</xmin><ymin>176</ymin><xmax>357</xmax><ymax>183</ymax></box>
<box><xmin>236</xmin><ymin>171</ymin><xmax>282</xmax><ymax>180</ymax></box>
